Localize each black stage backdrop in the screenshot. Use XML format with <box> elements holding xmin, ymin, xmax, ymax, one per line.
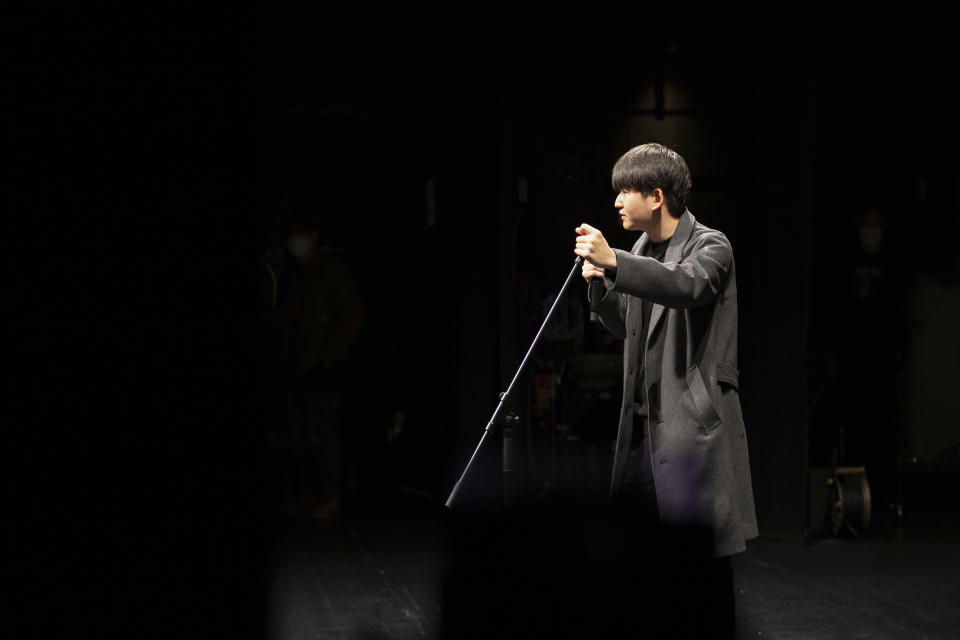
<box><xmin>8</xmin><ymin>3</ymin><xmax>959</xmax><ymax>638</ymax></box>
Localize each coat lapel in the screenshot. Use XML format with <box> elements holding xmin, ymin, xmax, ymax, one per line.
<box><xmin>633</xmin><ymin>233</ymin><xmax>650</xmax><ymax>257</ymax></box>
<box><xmin>646</xmin><ymin>209</ymin><xmax>695</xmax><ymax>342</ymax></box>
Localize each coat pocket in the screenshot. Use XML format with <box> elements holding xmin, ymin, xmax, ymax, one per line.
<box><xmin>717</xmin><ymin>361</ymin><xmax>739</xmax><ymax>391</ymax></box>
<box><xmin>686</xmin><ymin>364</ymin><xmax>722</xmax><ymax>433</ymax></box>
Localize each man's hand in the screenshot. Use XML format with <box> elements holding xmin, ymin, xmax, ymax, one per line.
<box><xmin>581</xmin><ymin>260</ymin><xmax>604</xmax><ymax>283</ymax></box>
<box><xmin>575</xmin><ymin>223</ymin><xmax>617</xmax><ymax>270</ymax></box>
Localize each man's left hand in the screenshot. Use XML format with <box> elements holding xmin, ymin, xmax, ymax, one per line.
<box><xmin>575</xmin><ymin>223</ymin><xmax>617</xmax><ymax>269</ymax></box>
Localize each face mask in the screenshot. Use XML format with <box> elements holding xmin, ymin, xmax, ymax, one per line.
<box><xmin>287</xmin><ymin>235</ymin><xmax>315</xmax><ymax>258</ymax></box>
<box><xmin>858</xmin><ymin>226</ymin><xmax>884</xmax><ymax>254</ymax></box>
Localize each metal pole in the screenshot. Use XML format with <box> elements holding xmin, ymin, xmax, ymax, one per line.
<box><xmin>445</xmin><ymin>256</ymin><xmax>585</xmax><ymax>509</ymax></box>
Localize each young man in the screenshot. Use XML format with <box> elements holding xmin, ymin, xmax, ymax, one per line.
<box><xmin>574</xmin><ymin>143</ymin><xmax>758</xmax><ymax>636</ymax></box>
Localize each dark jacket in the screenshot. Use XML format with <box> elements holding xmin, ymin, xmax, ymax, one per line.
<box><xmin>598</xmin><ymin>209</ymin><xmax>758</xmax><ymax>557</ymax></box>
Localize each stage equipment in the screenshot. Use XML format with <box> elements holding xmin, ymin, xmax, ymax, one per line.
<box><xmin>807</xmin><ymin>465</ymin><xmax>872</xmax><ymax>539</ymax></box>
<box><xmin>445</xmin><ymin>256</ymin><xmax>587</xmax><ymax>509</ymax></box>
<box><xmin>829</xmin><ymin>466</ymin><xmax>872</xmax><ymax>538</ymax></box>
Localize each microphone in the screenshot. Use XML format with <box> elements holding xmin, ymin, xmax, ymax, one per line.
<box><xmin>588</xmin><ymin>276</ymin><xmax>603</xmax><ymax>322</ymax></box>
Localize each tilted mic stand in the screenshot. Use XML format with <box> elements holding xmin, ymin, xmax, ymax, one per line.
<box><xmin>445</xmin><ymin>255</ymin><xmax>593</xmax><ymax>509</ymax></box>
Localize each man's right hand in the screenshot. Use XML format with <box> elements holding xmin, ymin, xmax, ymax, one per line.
<box><xmin>582</xmin><ymin>261</ymin><xmax>604</xmax><ymax>283</ymax></box>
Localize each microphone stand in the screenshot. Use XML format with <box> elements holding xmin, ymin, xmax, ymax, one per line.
<box><xmin>445</xmin><ymin>255</ymin><xmax>586</xmax><ymax>509</ymax></box>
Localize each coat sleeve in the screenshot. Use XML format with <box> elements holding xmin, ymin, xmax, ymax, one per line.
<box><xmin>584</xmin><ymin>273</ymin><xmax>627</xmax><ymax>338</ymax></box>
<box><xmin>607</xmin><ymin>230</ymin><xmax>733</xmax><ymax>309</ymax></box>
<box><xmin>598</xmin><ymin>288</ymin><xmax>627</xmax><ymax>339</ymax></box>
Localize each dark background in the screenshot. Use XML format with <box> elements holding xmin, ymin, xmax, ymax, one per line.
<box><xmin>8</xmin><ymin>3</ymin><xmax>959</xmax><ymax>638</ymax></box>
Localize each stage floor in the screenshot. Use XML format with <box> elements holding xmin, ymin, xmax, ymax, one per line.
<box><xmin>265</xmin><ymin>490</ymin><xmax>960</xmax><ymax>640</ymax></box>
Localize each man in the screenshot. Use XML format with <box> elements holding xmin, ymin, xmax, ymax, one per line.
<box><xmin>281</xmin><ymin>220</ymin><xmax>364</xmax><ymax>520</ymax></box>
<box><xmin>574</xmin><ymin>143</ymin><xmax>757</xmax><ymax>636</ymax></box>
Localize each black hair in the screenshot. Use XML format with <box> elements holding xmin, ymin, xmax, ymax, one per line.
<box><xmin>611</xmin><ymin>143</ymin><xmax>692</xmax><ymax>218</ymax></box>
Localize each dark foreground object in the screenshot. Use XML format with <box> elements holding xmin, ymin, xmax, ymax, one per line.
<box><xmin>440</xmin><ymin>501</ymin><xmax>731</xmax><ymax>639</ymax></box>
<box><xmin>265</xmin><ymin>484</ymin><xmax>960</xmax><ymax>640</ymax></box>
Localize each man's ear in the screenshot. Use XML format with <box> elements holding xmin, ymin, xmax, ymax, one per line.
<box><xmin>650</xmin><ymin>188</ymin><xmax>666</xmax><ymax>210</ymax></box>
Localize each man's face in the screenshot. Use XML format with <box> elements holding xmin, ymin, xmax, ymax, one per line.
<box><xmin>287</xmin><ymin>228</ymin><xmax>318</xmax><ymax>264</ymax></box>
<box><xmin>615</xmin><ymin>188</ymin><xmax>661</xmax><ymax>232</ymax></box>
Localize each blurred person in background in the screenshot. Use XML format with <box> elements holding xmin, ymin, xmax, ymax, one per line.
<box><xmin>279</xmin><ymin>217</ymin><xmax>364</xmax><ymax>521</ymax></box>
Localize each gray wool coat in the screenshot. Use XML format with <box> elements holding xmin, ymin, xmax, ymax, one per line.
<box><xmin>597</xmin><ymin>209</ymin><xmax>759</xmax><ymax>557</ymax></box>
